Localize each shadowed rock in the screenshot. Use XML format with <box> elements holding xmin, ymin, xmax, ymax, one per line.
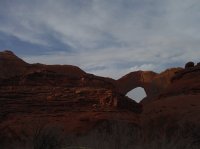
<box><xmin>0</xmin><ymin>57</ymin><xmax>138</xmax><ymax>111</ymax></box>
<box><xmin>0</xmin><ymin>50</ymin><xmax>200</xmax><ymax>148</ymax></box>
<box><xmin>185</xmin><ymin>61</ymin><xmax>194</xmax><ymax>69</ymax></box>
<box><xmin>116</xmin><ymin>68</ymin><xmax>182</xmax><ymax>101</ymax></box>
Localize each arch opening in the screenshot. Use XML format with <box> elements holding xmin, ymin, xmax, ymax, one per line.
<box><xmin>126</xmin><ymin>87</ymin><xmax>147</xmax><ymax>103</ymax></box>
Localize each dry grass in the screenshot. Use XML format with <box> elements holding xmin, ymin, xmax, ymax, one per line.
<box><xmin>0</xmin><ymin>119</ymin><xmax>200</xmax><ymax>149</ymax></box>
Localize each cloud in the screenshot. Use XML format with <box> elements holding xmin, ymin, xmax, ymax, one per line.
<box><xmin>0</xmin><ymin>0</ymin><xmax>200</xmax><ymax>80</ymax></box>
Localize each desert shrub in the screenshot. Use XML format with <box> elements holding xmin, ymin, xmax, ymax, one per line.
<box><xmin>1</xmin><ymin>118</ymin><xmax>200</xmax><ymax>149</ymax></box>
<box><xmin>32</xmin><ymin>124</ymin><xmax>64</xmax><ymax>149</ymax></box>
<box><xmin>62</xmin><ymin>120</ymin><xmax>141</xmax><ymax>149</ymax></box>
<box><xmin>0</xmin><ymin>132</ymin><xmax>6</xmax><ymax>149</ymax></box>
<box><xmin>139</xmin><ymin>117</ymin><xmax>200</xmax><ymax>149</ymax></box>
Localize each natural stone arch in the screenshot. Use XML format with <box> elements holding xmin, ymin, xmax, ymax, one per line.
<box><xmin>115</xmin><ymin>69</ymin><xmax>180</xmax><ymax>100</ymax></box>
<box><xmin>116</xmin><ymin>71</ymin><xmax>157</xmax><ymax>96</ymax></box>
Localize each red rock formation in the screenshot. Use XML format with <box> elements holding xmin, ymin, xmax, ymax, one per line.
<box><xmin>1</xmin><ymin>50</ymin><xmax>200</xmax><ymax>146</ymax></box>
<box><xmin>116</xmin><ymin>68</ymin><xmax>182</xmax><ymax>101</ymax></box>
<box><xmin>0</xmin><ymin>50</ymin><xmax>28</xmax><ymax>79</ymax></box>
<box><xmin>0</xmin><ymin>50</ymin><xmax>141</xmax><ymax>138</ymax></box>
<box><xmin>185</xmin><ymin>61</ymin><xmax>195</xmax><ymax>68</ymax></box>
<box><xmin>160</xmin><ymin>65</ymin><xmax>200</xmax><ymax>98</ymax></box>
<box><xmin>141</xmin><ymin>65</ymin><xmax>200</xmax><ymax>130</ymax></box>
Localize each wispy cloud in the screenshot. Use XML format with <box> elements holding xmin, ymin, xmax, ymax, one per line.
<box><xmin>0</xmin><ymin>0</ymin><xmax>200</xmax><ymax>80</ymax></box>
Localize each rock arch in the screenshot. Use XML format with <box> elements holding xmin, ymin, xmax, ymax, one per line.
<box><xmin>116</xmin><ymin>71</ymin><xmax>156</xmax><ymax>95</ymax></box>
<box><xmin>115</xmin><ymin>69</ymin><xmax>180</xmax><ymax>99</ymax></box>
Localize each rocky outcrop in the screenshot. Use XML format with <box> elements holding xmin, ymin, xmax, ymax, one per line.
<box><xmin>185</xmin><ymin>61</ymin><xmax>195</xmax><ymax>68</ymax></box>
<box><xmin>116</xmin><ymin>71</ymin><xmax>157</xmax><ymax>95</ymax></box>
<box><xmin>0</xmin><ymin>50</ymin><xmax>143</xmax><ymax>139</ymax></box>
<box><xmin>2</xmin><ymin>50</ymin><xmax>197</xmax><ymax>106</ymax></box>
<box><xmin>141</xmin><ymin>64</ymin><xmax>200</xmax><ymax>135</ymax></box>
<box><xmin>1</xmin><ymin>50</ymin><xmax>197</xmax><ymax>105</ymax></box>
<box><xmin>116</xmin><ymin>63</ymin><xmax>199</xmax><ymax>103</ymax></box>
<box><xmin>0</xmin><ymin>50</ymin><xmax>28</xmax><ymax>79</ymax></box>
<box><xmin>160</xmin><ymin>64</ymin><xmax>200</xmax><ymax>98</ymax></box>
<box><xmin>0</xmin><ymin>50</ymin><xmax>87</xmax><ymax>80</ymax></box>
<box><xmin>0</xmin><ymin>50</ymin><xmax>141</xmax><ymax>111</ymax></box>
<box><xmin>0</xmin><ymin>50</ymin><xmax>200</xmax><ymax>146</ymax></box>
<box><xmin>116</xmin><ymin>68</ymin><xmax>182</xmax><ymax>101</ymax></box>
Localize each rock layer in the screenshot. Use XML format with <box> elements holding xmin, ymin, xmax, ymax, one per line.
<box><xmin>0</xmin><ymin>51</ymin><xmax>141</xmax><ymax>136</ymax></box>
<box><xmin>0</xmin><ymin>50</ymin><xmax>200</xmax><ymax>141</ymax></box>
<box><xmin>116</xmin><ymin>68</ymin><xmax>182</xmax><ymax>101</ymax></box>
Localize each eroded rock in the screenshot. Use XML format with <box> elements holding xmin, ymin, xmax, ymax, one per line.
<box><xmin>185</xmin><ymin>61</ymin><xmax>195</xmax><ymax>69</ymax></box>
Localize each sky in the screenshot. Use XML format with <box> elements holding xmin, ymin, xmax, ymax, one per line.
<box><xmin>0</xmin><ymin>0</ymin><xmax>200</xmax><ymax>101</ymax></box>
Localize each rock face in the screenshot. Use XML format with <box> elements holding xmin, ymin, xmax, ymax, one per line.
<box><xmin>0</xmin><ymin>50</ymin><xmax>28</xmax><ymax>79</ymax></box>
<box><xmin>116</xmin><ymin>68</ymin><xmax>182</xmax><ymax>101</ymax></box>
<box><xmin>0</xmin><ymin>50</ymin><xmax>200</xmax><ymax>147</ymax></box>
<box><xmin>0</xmin><ymin>51</ymin><xmax>140</xmax><ymax>111</ymax></box>
<box><xmin>0</xmin><ymin>50</ymin><xmax>141</xmax><ymax>137</ymax></box>
<box><xmin>141</xmin><ymin>64</ymin><xmax>200</xmax><ymax>132</ymax></box>
<box><xmin>161</xmin><ymin>64</ymin><xmax>200</xmax><ymax>98</ymax></box>
<box><xmin>185</xmin><ymin>61</ymin><xmax>195</xmax><ymax>68</ymax></box>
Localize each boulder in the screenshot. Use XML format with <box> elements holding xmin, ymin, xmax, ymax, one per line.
<box><xmin>185</xmin><ymin>61</ymin><xmax>194</xmax><ymax>69</ymax></box>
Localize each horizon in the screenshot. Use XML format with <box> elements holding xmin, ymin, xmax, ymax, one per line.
<box><xmin>1</xmin><ymin>0</ymin><xmax>200</xmax><ymax>101</ymax></box>
<box><xmin>1</xmin><ymin>49</ymin><xmax>149</xmax><ymax>102</ymax></box>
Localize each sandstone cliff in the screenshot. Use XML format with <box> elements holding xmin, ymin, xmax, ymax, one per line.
<box><xmin>0</xmin><ymin>50</ymin><xmax>200</xmax><ymax>148</ymax></box>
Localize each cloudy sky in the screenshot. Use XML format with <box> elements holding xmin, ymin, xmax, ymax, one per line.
<box><xmin>0</xmin><ymin>0</ymin><xmax>200</xmax><ymax>101</ymax></box>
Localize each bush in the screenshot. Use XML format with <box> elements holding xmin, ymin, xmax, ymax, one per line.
<box><xmin>32</xmin><ymin>124</ymin><xmax>63</xmax><ymax>149</ymax></box>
